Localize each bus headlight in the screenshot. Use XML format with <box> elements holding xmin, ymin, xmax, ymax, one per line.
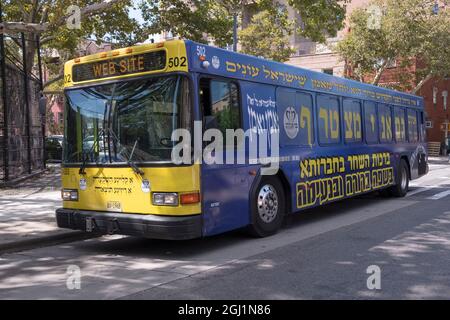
<box><xmin>62</xmin><ymin>189</ymin><xmax>78</xmax><ymax>201</ymax></box>
<box><xmin>152</xmin><ymin>193</ymin><xmax>179</xmax><ymax>206</ymax></box>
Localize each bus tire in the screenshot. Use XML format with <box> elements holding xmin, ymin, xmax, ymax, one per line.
<box><xmin>388</xmin><ymin>159</ymin><xmax>409</xmax><ymax>197</ymax></box>
<box><xmin>248</xmin><ymin>176</ymin><xmax>286</xmax><ymax>237</ymax></box>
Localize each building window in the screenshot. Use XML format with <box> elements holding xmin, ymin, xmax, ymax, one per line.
<box><xmin>425</xmin><ymin>120</ymin><xmax>433</xmax><ymax>128</ymax></box>
<box><xmin>58</xmin><ymin>112</ymin><xmax>63</xmax><ymax>126</ymax></box>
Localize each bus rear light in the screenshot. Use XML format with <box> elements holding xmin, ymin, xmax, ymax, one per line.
<box><xmin>74</xmin><ymin>58</ymin><xmax>81</xmax><ymax>63</ymax></box>
<box><xmin>180</xmin><ymin>192</ymin><xmax>200</xmax><ymax>205</ymax></box>
<box><xmin>153</xmin><ymin>193</ymin><xmax>179</xmax><ymax>206</ymax></box>
<box><xmin>125</xmin><ymin>48</ymin><xmax>133</xmax><ymax>53</ymax></box>
<box><xmin>62</xmin><ymin>189</ymin><xmax>78</xmax><ymax>201</ymax></box>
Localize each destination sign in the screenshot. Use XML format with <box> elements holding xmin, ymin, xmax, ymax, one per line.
<box><xmin>72</xmin><ymin>50</ymin><xmax>167</xmax><ymax>82</ymax></box>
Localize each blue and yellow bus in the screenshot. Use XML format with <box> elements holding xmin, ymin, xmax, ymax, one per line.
<box><xmin>56</xmin><ymin>39</ymin><xmax>428</xmax><ymax>239</ymax></box>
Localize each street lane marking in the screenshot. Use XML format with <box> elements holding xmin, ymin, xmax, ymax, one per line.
<box><xmin>409</xmin><ymin>184</ymin><xmax>450</xmax><ymax>189</ymax></box>
<box><xmin>426</xmin><ymin>190</ymin><xmax>450</xmax><ymax>200</ymax></box>
<box><xmin>406</xmin><ymin>187</ymin><xmax>431</xmax><ymax>197</ymax></box>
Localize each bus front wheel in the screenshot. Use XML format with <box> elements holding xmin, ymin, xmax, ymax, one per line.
<box><xmin>248</xmin><ymin>177</ymin><xmax>286</xmax><ymax>237</ymax></box>
<box><xmin>388</xmin><ymin>159</ymin><xmax>409</xmax><ymax>197</ymax></box>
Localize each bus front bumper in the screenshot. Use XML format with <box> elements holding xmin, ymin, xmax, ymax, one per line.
<box><xmin>56</xmin><ymin>208</ymin><xmax>202</xmax><ymax>240</ymax></box>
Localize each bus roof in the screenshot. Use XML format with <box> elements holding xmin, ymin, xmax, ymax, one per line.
<box><xmin>64</xmin><ymin>39</ymin><xmax>423</xmax><ymax>109</ymax></box>
<box><xmin>184</xmin><ymin>40</ymin><xmax>423</xmax><ymax>109</ymax></box>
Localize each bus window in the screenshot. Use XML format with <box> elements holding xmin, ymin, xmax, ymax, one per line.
<box><xmin>343</xmin><ymin>99</ymin><xmax>362</xmax><ymax>143</ymax></box>
<box><xmin>277</xmin><ymin>88</ymin><xmax>297</xmax><ymax>145</ymax></box>
<box><xmin>419</xmin><ymin>111</ymin><xmax>426</xmax><ymax>142</ymax></box>
<box><xmin>378</xmin><ymin>104</ymin><xmax>393</xmax><ymax>143</ymax></box>
<box><xmin>200</xmin><ymin>78</ymin><xmax>241</xmax><ymax>144</ymax></box>
<box><xmin>364</xmin><ymin>101</ymin><xmax>378</xmax><ymax>144</ymax></box>
<box><xmin>296</xmin><ymin>92</ymin><xmax>314</xmax><ymax>146</ymax></box>
<box><xmin>277</xmin><ymin>89</ymin><xmax>314</xmax><ymax>146</ymax></box>
<box><xmin>394</xmin><ymin>107</ymin><xmax>406</xmax><ymax>142</ymax></box>
<box><xmin>317</xmin><ymin>95</ymin><xmax>340</xmax><ymax>145</ymax></box>
<box><xmin>407</xmin><ymin>109</ymin><xmax>418</xmax><ymax>142</ymax></box>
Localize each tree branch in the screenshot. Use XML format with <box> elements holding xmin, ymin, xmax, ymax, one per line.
<box><xmin>0</xmin><ymin>22</ymin><xmax>49</xmax><ymax>34</ymax></box>
<box><xmin>43</xmin><ymin>74</ymin><xmax>63</xmax><ymax>89</ymax></box>
<box><xmin>413</xmin><ymin>72</ymin><xmax>434</xmax><ymax>94</ymax></box>
<box><xmin>51</xmin><ymin>0</ymin><xmax>129</xmax><ymax>30</ymax></box>
<box><xmin>371</xmin><ymin>59</ymin><xmax>390</xmax><ymax>86</ymax></box>
<box><xmin>30</xmin><ymin>0</ymin><xmax>40</xmax><ymax>23</ymax></box>
<box><xmin>1</xmin><ymin>0</ymin><xmax>128</xmax><ymax>34</ymax></box>
<box><xmin>40</xmin><ymin>35</ymin><xmax>55</xmax><ymax>45</ymax></box>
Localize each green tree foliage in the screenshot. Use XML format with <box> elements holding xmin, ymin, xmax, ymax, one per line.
<box><xmin>140</xmin><ymin>0</ymin><xmax>233</xmax><ymax>48</ymax></box>
<box><xmin>337</xmin><ymin>0</ymin><xmax>450</xmax><ymax>93</ymax></box>
<box><xmin>239</xmin><ymin>8</ymin><xmax>294</xmax><ymax>62</ymax></box>
<box><xmin>287</xmin><ymin>0</ymin><xmax>347</xmax><ymax>43</ymax></box>
<box><xmin>2</xmin><ymin>0</ymin><xmax>144</xmax><ymax>86</ymax></box>
<box><xmin>140</xmin><ymin>0</ymin><xmax>347</xmax><ymax>56</ymax></box>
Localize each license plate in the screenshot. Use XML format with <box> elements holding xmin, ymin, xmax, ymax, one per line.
<box><xmin>106</xmin><ymin>201</ymin><xmax>122</xmax><ymax>212</ymax></box>
<box><xmin>86</xmin><ymin>217</ymin><xmax>93</xmax><ymax>232</ymax></box>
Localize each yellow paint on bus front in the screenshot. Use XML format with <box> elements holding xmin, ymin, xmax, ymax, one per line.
<box><xmin>64</xmin><ymin>39</ymin><xmax>188</xmax><ymax>88</ymax></box>
<box><xmin>61</xmin><ymin>39</ymin><xmax>197</xmax><ymax>217</ymax></box>
<box><xmin>62</xmin><ymin>165</ymin><xmax>201</xmax><ymax>216</ymax></box>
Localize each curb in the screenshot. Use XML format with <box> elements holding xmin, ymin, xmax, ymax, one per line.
<box><xmin>0</xmin><ymin>230</ymin><xmax>101</xmax><ymax>255</ymax></box>
<box><xmin>0</xmin><ymin>169</ymin><xmax>48</xmax><ymax>188</ymax></box>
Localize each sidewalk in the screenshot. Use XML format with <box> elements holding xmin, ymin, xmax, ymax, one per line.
<box><xmin>428</xmin><ymin>156</ymin><xmax>450</xmax><ymax>165</ymax></box>
<box><xmin>0</xmin><ymin>164</ymin><xmax>96</xmax><ymax>254</ymax></box>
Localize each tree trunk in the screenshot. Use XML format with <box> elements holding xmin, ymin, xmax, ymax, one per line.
<box><xmin>25</xmin><ymin>33</ymin><xmax>37</xmax><ymax>77</ymax></box>
<box><xmin>412</xmin><ymin>72</ymin><xmax>434</xmax><ymax>94</ymax></box>
<box><xmin>371</xmin><ymin>59</ymin><xmax>389</xmax><ymax>86</ymax></box>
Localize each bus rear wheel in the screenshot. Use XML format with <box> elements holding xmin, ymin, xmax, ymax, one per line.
<box><xmin>248</xmin><ymin>177</ymin><xmax>285</xmax><ymax>237</ymax></box>
<box><xmin>388</xmin><ymin>159</ymin><xmax>409</xmax><ymax>197</ymax></box>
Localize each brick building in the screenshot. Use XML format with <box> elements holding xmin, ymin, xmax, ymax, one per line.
<box><xmin>418</xmin><ymin>78</ymin><xmax>450</xmax><ymax>146</ymax></box>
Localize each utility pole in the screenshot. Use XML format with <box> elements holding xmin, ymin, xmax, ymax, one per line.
<box><xmin>0</xmin><ymin>1</ymin><xmax>8</xmax><ymax>181</ymax></box>
<box><xmin>36</xmin><ymin>35</ymin><xmax>47</xmax><ymax>169</ymax></box>
<box><xmin>233</xmin><ymin>13</ymin><xmax>238</xmax><ymax>52</ymax></box>
<box><xmin>21</xmin><ymin>33</ymin><xmax>32</xmax><ymax>174</ymax></box>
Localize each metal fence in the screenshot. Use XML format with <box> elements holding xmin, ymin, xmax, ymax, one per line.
<box><xmin>0</xmin><ymin>33</ymin><xmax>44</xmax><ymax>183</ymax></box>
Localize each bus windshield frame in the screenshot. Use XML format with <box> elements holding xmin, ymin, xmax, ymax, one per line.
<box><xmin>63</xmin><ymin>73</ymin><xmax>192</xmax><ymax>166</ymax></box>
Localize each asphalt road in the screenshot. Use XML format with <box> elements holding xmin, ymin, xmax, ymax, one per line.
<box><xmin>1</xmin><ymin>162</ymin><xmax>450</xmax><ymax>299</ymax></box>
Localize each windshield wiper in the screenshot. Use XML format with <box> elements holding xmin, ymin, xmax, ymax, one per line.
<box><xmin>106</xmin><ymin>128</ymin><xmax>144</xmax><ymax>176</ymax></box>
<box><xmin>126</xmin><ymin>139</ymin><xmax>145</xmax><ymax>176</ymax></box>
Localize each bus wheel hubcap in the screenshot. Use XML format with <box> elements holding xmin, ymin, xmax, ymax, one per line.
<box><xmin>257</xmin><ymin>184</ymin><xmax>278</xmax><ymax>223</ymax></box>
<box><xmin>401</xmin><ymin>167</ymin><xmax>408</xmax><ymax>190</ymax></box>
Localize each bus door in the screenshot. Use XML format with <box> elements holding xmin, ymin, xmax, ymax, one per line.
<box><xmin>199</xmin><ymin>77</ymin><xmax>249</xmax><ymax>235</ymax></box>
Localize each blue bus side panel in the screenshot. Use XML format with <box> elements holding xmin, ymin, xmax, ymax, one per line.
<box><xmin>189</xmin><ymin>40</ymin><xmax>428</xmax><ymax>236</ymax></box>
<box><xmin>185</xmin><ymin>40</ymin><xmax>423</xmax><ymax>110</ymax></box>
<box><xmin>201</xmin><ymin>81</ymin><xmax>278</xmax><ymax>236</ymax></box>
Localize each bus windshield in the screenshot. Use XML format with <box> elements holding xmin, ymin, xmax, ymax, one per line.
<box><xmin>63</xmin><ymin>75</ymin><xmax>191</xmax><ymax>165</ymax></box>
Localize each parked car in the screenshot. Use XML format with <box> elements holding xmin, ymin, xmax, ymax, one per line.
<box><xmin>83</xmin><ymin>135</ymin><xmax>105</xmax><ymax>151</ymax></box>
<box><xmin>45</xmin><ymin>135</ymin><xmax>63</xmax><ymax>161</ymax></box>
